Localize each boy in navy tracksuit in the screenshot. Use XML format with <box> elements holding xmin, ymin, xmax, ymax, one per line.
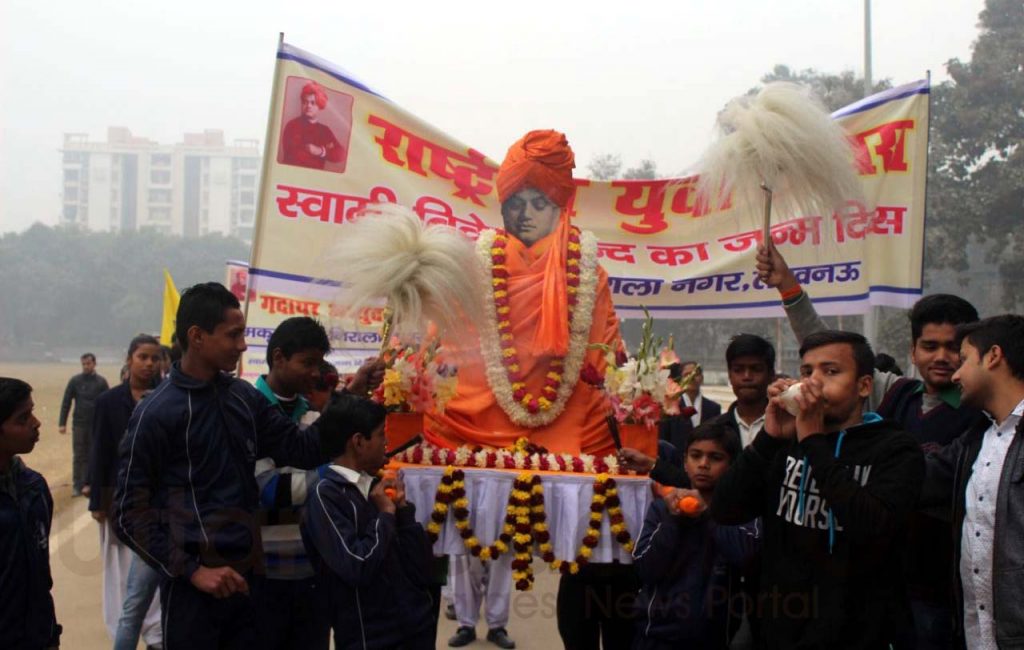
<box><xmin>254</xmin><ymin>317</ymin><xmax>383</xmax><ymax>650</ymax></box>
<box><xmin>0</xmin><ymin>377</ymin><xmax>62</xmax><ymax>649</ymax></box>
<box><xmin>711</xmin><ymin>331</ymin><xmax>925</xmax><ymax>649</ymax></box>
<box><xmin>301</xmin><ymin>394</ymin><xmax>434</xmax><ymax>650</ymax></box>
<box><xmin>113</xmin><ymin>283</ymin><xmax>331</xmax><ymax>649</ymax></box>
<box><xmin>633</xmin><ymin>419</ymin><xmax>759</xmax><ymax>649</ymax></box>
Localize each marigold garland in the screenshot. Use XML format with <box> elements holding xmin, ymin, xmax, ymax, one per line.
<box><xmin>550</xmin><ymin>474</ymin><xmax>635</xmax><ymax>576</ymax></box>
<box><xmin>425</xmin><ymin>468</ymin><xmax>635</xmax><ymax>590</ymax></box>
<box><xmin>476</xmin><ymin>228</ymin><xmax>600</xmax><ymax>427</ymax></box>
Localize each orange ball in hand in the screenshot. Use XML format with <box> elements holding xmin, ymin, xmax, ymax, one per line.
<box><xmin>384</xmin><ymin>487</ymin><xmax>397</xmax><ymax>500</ymax></box>
<box><xmin>679</xmin><ymin>496</ymin><xmax>701</xmax><ymax>515</ymax></box>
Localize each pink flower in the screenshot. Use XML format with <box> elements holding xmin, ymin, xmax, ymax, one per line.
<box><xmin>633</xmin><ymin>394</ymin><xmax>660</xmax><ymax>422</ymax></box>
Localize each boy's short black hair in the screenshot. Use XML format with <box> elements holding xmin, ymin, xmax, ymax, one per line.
<box><xmin>318</xmin><ymin>393</ymin><xmax>387</xmax><ymax>458</ymax></box>
<box><xmin>909</xmin><ymin>294</ymin><xmax>979</xmax><ymax>343</ymax></box>
<box><xmin>874</xmin><ymin>352</ymin><xmax>903</xmax><ymax>376</ymax></box>
<box><xmin>666</xmin><ymin>362</ymin><xmax>682</xmax><ymax>382</ymax></box>
<box><xmin>314</xmin><ymin>361</ymin><xmax>340</xmax><ymax>391</ymax></box>
<box><xmin>0</xmin><ymin>378</ymin><xmax>32</xmax><ymax>425</ymax></box>
<box><xmin>686</xmin><ymin>419</ymin><xmax>741</xmax><ymax>462</ymax></box>
<box><xmin>725</xmin><ymin>334</ymin><xmax>776</xmax><ymax>371</ymax></box>
<box><xmin>956</xmin><ymin>315</ymin><xmax>1024</xmax><ymax>381</ymax></box>
<box><xmin>175</xmin><ymin>282</ymin><xmax>240</xmax><ymax>351</ymax></box>
<box><xmin>81</xmin><ymin>352</ymin><xmax>96</xmax><ymax>363</ymax></box>
<box><xmin>266</xmin><ymin>317</ymin><xmax>330</xmax><ymax>369</ymax></box>
<box><xmin>799</xmin><ymin>330</ymin><xmax>875</xmax><ymax>379</ymax></box>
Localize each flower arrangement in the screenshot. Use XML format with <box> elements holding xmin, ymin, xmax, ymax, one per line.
<box><xmin>393</xmin><ymin>437</ymin><xmax>620</xmax><ymax>475</ymax></box>
<box><xmin>583</xmin><ymin>308</ymin><xmax>681</xmax><ymax>430</ymax></box>
<box><xmin>425</xmin><ymin>467</ymin><xmax>634</xmax><ymax>590</ymax></box>
<box><xmin>476</xmin><ymin>227</ymin><xmax>600</xmax><ymax>427</ymax></box>
<box><xmin>371</xmin><ymin>337</ymin><xmax>458</xmax><ymax>413</ymax></box>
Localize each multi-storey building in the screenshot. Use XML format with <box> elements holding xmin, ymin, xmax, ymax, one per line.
<box><xmin>60</xmin><ymin>127</ymin><xmax>260</xmax><ymax>242</ymax></box>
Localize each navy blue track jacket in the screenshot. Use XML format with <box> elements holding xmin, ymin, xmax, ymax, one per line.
<box><xmin>0</xmin><ymin>458</ymin><xmax>62</xmax><ymax>649</ymax></box>
<box><xmin>633</xmin><ymin>499</ymin><xmax>760</xmax><ymax>647</ymax></box>
<box><xmin>88</xmin><ymin>382</ymin><xmax>136</xmax><ymax>517</ymax></box>
<box><xmin>301</xmin><ymin>469</ymin><xmax>433</xmax><ymax>650</ymax></box>
<box><xmin>113</xmin><ymin>363</ymin><xmax>325</xmax><ymax>579</ymax></box>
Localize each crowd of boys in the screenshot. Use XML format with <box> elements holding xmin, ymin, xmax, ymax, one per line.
<box><xmin>3</xmin><ymin>239</ymin><xmax>1024</xmax><ymax>649</ymax></box>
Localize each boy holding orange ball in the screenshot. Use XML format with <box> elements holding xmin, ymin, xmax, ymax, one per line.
<box><xmin>300</xmin><ymin>394</ymin><xmax>435</xmax><ymax>649</ymax></box>
<box><xmin>632</xmin><ymin>420</ymin><xmax>759</xmax><ymax>649</ymax></box>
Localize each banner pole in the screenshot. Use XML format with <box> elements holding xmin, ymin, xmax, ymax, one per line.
<box><xmin>238</xmin><ymin>32</ymin><xmax>285</xmax><ymax>377</ymax></box>
<box><xmin>920</xmin><ymin>71</ymin><xmax>932</xmax><ymax>296</ymax></box>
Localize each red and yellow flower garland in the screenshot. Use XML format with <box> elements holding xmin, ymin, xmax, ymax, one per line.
<box><xmin>490</xmin><ymin>228</ymin><xmax>583</xmax><ymax>415</ymax></box>
<box><xmin>425</xmin><ymin>467</ymin><xmax>635</xmax><ymax>590</ymax></box>
<box><xmin>550</xmin><ymin>474</ymin><xmax>634</xmax><ymax>575</ymax></box>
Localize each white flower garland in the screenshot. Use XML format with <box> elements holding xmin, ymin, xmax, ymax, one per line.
<box><xmin>476</xmin><ymin>229</ymin><xmax>599</xmax><ymax>428</ymax></box>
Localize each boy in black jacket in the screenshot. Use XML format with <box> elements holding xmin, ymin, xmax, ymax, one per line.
<box><xmin>113</xmin><ymin>283</ymin><xmax>334</xmax><ymax>649</ymax></box>
<box><xmin>633</xmin><ymin>419</ymin><xmax>759</xmax><ymax>649</ymax></box>
<box><xmin>301</xmin><ymin>394</ymin><xmax>434</xmax><ymax>650</ymax></box>
<box><xmin>0</xmin><ymin>378</ymin><xmax>62</xmax><ymax>649</ymax></box>
<box><xmin>711</xmin><ymin>331</ymin><xmax>924</xmax><ymax>649</ymax></box>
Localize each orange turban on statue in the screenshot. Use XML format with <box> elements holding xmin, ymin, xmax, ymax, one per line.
<box><xmin>496</xmin><ymin>130</ymin><xmax>576</xmax><ymax>207</ymax></box>
<box><xmin>495</xmin><ymin>130</ymin><xmax>577</xmax><ymax>356</ymax></box>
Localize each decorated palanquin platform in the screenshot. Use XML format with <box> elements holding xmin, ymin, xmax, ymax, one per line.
<box><xmin>391</xmin><ymin>458</ymin><xmax>653</xmax><ymax>590</ymax></box>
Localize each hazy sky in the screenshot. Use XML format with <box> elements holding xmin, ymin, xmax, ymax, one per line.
<box><xmin>0</xmin><ymin>0</ymin><xmax>985</xmax><ymax>234</ymax></box>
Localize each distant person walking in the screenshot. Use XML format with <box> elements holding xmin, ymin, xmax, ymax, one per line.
<box><xmin>59</xmin><ymin>352</ymin><xmax>109</xmax><ymax>496</ymax></box>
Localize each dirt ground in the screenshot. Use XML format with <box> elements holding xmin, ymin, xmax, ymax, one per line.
<box><xmin>1</xmin><ymin>361</ymin><xmax>737</xmax><ymax>649</ymax></box>
<box><xmin>0</xmin><ymin>362</ymin><xmax>105</xmax><ymax>510</ymax></box>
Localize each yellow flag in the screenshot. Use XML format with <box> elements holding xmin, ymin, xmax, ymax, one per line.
<box><xmin>160</xmin><ymin>269</ymin><xmax>180</xmax><ymax>346</ymax></box>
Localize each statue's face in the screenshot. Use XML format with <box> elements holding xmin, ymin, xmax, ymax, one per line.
<box><xmin>501</xmin><ymin>187</ymin><xmax>561</xmax><ymax>246</ymax></box>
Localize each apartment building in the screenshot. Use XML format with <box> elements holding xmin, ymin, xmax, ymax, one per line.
<box><xmin>60</xmin><ymin>127</ymin><xmax>260</xmax><ymax>241</ymax></box>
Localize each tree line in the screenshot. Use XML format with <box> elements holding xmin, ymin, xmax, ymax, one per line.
<box><xmin>0</xmin><ymin>225</ymin><xmax>248</xmax><ymax>358</ymax></box>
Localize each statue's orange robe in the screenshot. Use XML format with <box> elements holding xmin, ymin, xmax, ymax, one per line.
<box><xmin>424</xmin><ymin>229</ymin><xmax>621</xmax><ymax>457</ymax></box>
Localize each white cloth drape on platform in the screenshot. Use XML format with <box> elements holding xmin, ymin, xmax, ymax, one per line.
<box><xmin>399</xmin><ymin>466</ymin><xmax>652</xmax><ymax>564</ymax></box>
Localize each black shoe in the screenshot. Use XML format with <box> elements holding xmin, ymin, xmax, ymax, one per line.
<box><xmin>486</xmin><ymin>628</ymin><xmax>515</xmax><ymax>649</ymax></box>
<box><xmin>445</xmin><ymin>602</ymin><xmax>457</xmax><ymax>620</ymax></box>
<box><xmin>448</xmin><ymin>626</ymin><xmax>476</xmax><ymax>647</ymax></box>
